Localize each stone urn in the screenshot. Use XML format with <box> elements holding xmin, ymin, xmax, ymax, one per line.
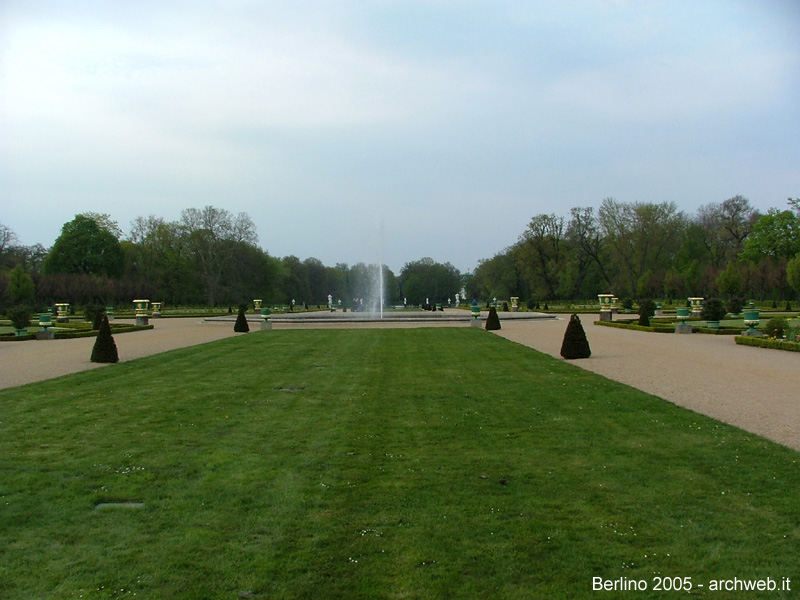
<box><xmin>133</xmin><ymin>299</ymin><xmax>150</xmax><ymax>326</ymax></box>
<box><xmin>743</xmin><ymin>308</ymin><xmax>760</xmax><ymax>336</ymax></box>
<box><xmin>674</xmin><ymin>305</ymin><xmax>692</xmax><ymax>334</ymax></box>
<box><xmin>36</xmin><ymin>312</ymin><xmax>55</xmax><ymax>340</ymax></box>
<box><xmin>470</xmin><ymin>300</ymin><xmax>481</xmax><ymax>327</ymax></box>
<box><xmin>151</xmin><ymin>302</ymin><xmax>162</xmax><ymax>318</ymax></box>
<box><xmin>254</xmin><ymin>299</ymin><xmax>262</xmax><ymax>311</ymax></box>
<box><xmin>510</xmin><ymin>296</ymin><xmax>519</xmax><ymax>312</ymax></box>
<box><xmin>689</xmin><ymin>297</ymin><xmax>704</xmax><ymax>317</ymax></box>
<box><xmin>55</xmin><ymin>303</ymin><xmax>70</xmax><ymax>323</ymax></box>
<box><xmin>598</xmin><ymin>294</ymin><xmax>614</xmax><ymax>322</ymax></box>
<box><xmin>260</xmin><ymin>307</ymin><xmax>272</xmax><ymax>330</ymax></box>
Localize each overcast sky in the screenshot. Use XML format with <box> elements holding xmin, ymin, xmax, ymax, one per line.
<box><xmin>2</xmin><ymin>1</ymin><xmax>799</xmax><ymax>273</ymax></box>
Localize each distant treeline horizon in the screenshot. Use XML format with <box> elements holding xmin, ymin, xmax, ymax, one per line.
<box><xmin>2</xmin><ymin>197</ymin><xmax>799</xmax><ymax>310</ymax></box>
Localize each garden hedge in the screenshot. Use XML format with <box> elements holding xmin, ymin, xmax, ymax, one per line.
<box><xmin>734</xmin><ymin>336</ymin><xmax>800</xmax><ymax>352</ymax></box>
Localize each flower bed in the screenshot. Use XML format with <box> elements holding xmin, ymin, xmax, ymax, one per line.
<box><xmin>735</xmin><ymin>336</ymin><xmax>800</xmax><ymax>352</ymax></box>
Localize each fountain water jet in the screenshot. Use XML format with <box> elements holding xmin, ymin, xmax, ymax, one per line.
<box><xmin>369</xmin><ymin>216</ymin><xmax>385</xmax><ymax>319</ymax></box>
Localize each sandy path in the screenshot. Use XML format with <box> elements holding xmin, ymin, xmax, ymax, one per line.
<box><xmin>0</xmin><ymin>318</ymin><xmax>240</xmax><ymax>389</ymax></box>
<box><xmin>2</xmin><ymin>315</ymin><xmax>798</xmax><ymax>452</ymax></box>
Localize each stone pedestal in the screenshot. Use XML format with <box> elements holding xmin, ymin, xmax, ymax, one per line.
<box><xmin>599</xmin><ymin>311</ymin><xmax>613</xmax><ymax>322</ymax></box>
<box><xmin>36</xmin><ymin>330</ymin><xmax>55</xmax><ymax>340</ymax></box>
<box><xmin>470</xmin><ymin>318</ymin><xmax>482</xmax><ymax>327</ymax></box>
<box><xmin>675</xmin><ymin>323</ymin><xmax>692</xmax><ymax>334</ymax></box>
<box><xmin>135</xmin><ymin>316</ymin><xmax>150</xmax><ymax>326</ymax></box>
<box><xmin>261</xmin><ymin>321</ymin><xmax>273</xmax><ymax>330</ymax></box>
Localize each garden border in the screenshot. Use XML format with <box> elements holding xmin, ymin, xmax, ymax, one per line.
<box><xmin>734</xmin><ymin>336</ymin><xmax>800</xmax><ymax>352</ymax></box>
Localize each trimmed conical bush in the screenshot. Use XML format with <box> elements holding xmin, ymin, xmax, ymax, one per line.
<box><xmin>90</xmin><ymin>314</ymin><xmax>119</xmax><ymax>363</ymax></box>
<box><xmin>560</xmin><ymin>314</ymin><xmax>591</xmax><ymax>359</ymax></box>
<box><xmin>234</xmin><ymin>305</ymin><xmax>250</xmax><ymax>333</ymax></box>
<box><xmin>485</xmin><ymin>306</ymin><xmax>501</xmax><ymax>330</ymax></box>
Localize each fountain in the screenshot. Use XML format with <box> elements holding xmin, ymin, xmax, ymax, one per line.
<box><xmin>366</xmin><ymin>216</ymin><xmax>385</xmax><ymax>319</ymax></box>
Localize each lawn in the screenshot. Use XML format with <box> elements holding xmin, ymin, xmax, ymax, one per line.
<box><xmin>1</xmin><ymin>329</ymin><xmax>798</xmax><ymax>599</ymax></box>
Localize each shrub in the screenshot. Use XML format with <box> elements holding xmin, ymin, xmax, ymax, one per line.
<box><xmin>560</xmin><ymin>314</ymin><xmax>591</xmax><ymax>359</ymax></box>
<box><xmin>727</xmin><ymin>297</ymin><xmax>744</xmax><ymax>315</ymax></box>
<box><xmin>637</xmin><ymin>299</ymin><xmax>656</xmax><ymax>326</ymax></box>
<box><xmin>765</xmin><ymin>317</ymin><xmax>790</xmax><ymax>339</ymax></box>
<box><xmin>786</xmin><ymin>301</ymin><xmax>792</xmax><ymax>311</ymax></box>
<box><xmin>502</xmin><ymin>302</ymin><xmax>509</xmax><ymax>312</ymax></box>
<box><xmin>7</xmin><ymin>305</ymin><xmax>32</xmax><ymax>330</ymax></box>
<box><xmin>701</xmin><ymin>298</ymin><xmax>727</xmax><ymax>322</ymax></box>
<box><xmin>735</xmin><ymin>336</ymin><xmax>800</xmax><ymax>352</ymax></box>
<box><xmin>484</xmin><ymin>307</ymin><xmax>501</xmax><ymax>330</ymax></box>
<box><xmin>621</xmin><ymin>298</ymin><xmax>634</xmax><ymax>311</ymax></box>
<box><xmin>90</xmin><ymin>315</ymin><xmax>119</xmax><ymax>363</ymax></box>
<box><xmin>526</xmin><ymin>299</ymin><xmax>536</xmax><ymax>310</ymax></box>
<box><xmin>84</xmin><ymin>304</ymin><xmax>106</xmax><ymax>329</ymax></box>
<box><xmin>234</xmin><ymin>304</ymin><xmax>250</xmax><ymax>333</ymax></box>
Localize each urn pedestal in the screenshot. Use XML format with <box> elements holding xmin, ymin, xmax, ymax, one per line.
<box><xmin>675</xmin><ymin>306</ymin><xmax>692</xmax><ymax>333</ymax></box>
<box><xmin>598</xmin><ymin>294</ymin><xmax>614</xmax><ymax>322</ymax></box>
<box><xmin>470</xmin><ymin>301</ymin><xmax>481</xmax><ymax>327</ymax></box>
<box><xmin>133</xmin><ymin>299</ymin><xmax>150</xmax><ymax>326</ymax></box>
<box><xmin>55</xmin><ymin>303</ymin><xmax>70</xmax><ymax>323</ymax></box>
<box><xmin>742</xmin><ymin>308</ymin><xmax>761</xmax><ymax>336</ymax></box>
<box><xmin>36</xmin><ymin>313</ymin><xmax>55</xmax><ymax>340</ymax></box>
<box><xmin>689</xmin><ymin>297</ymin><xmax>704</xmax><ymax>317</ymax></box>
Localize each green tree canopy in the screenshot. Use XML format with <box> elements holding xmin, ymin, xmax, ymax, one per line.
<box><xmin>398</xmin><ymin>258</ymin><xmax>461</xmax><ymax>305</ymax></box>
<box><xmin>787</xmin><ymin>254</ymin><xmax>800</xmax><ymax>299</ymax></box>
<box><xmin>742</xmin><ymin>202</ymin><xmax>800</xmax><ymax>262</ymax></box>
<box><xmin>43</xmin><ymin>214</ymin><xmax>124</xmax><ymax>277</ymax></box>
<box><xmin>8</xmin><ymin>264</ymin><xmax>35</xmax><ymax>305</ymax></box>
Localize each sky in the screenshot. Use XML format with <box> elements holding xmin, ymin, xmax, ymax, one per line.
<box><xmin>1</xmin><ymin>1</ymin><xmax>799</xmax><ymax>274</ymax></box>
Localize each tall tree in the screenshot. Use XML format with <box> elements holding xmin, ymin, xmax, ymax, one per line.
<box><xmin>741</xmin><ymin>201</ymin><xmax>800</xmax><ymax>262</ymax></box>
<box><xmin>8</xmin><ymin>264</ymin><xmax>36</xmax><ymax>305</ymax></box>
<box><xmin>516</xmin><ymin>214</ymin><xmax>565</xmax><ymax>300</ymax></box>
<box><xmin>42</xmin><ymin>214</ymin><xmax>124</xmax><ymax>278</ymax></box>
<box><xmin>180</xmin><ymin>206</ymin><xmax>258</xmax><ymax>305</ymax></box>
<box><xmin>696</xmin><ymin>195</ymin><xmax>759</xmax><ymax>268</ymax></box>
<box><xmin>398</xmin><ymin>258</ymin><xmax>461</xmax><ymax>305</ymax></box>
<box><xmin>567</xmin><ymin>206</ymin><xmax>612</xmax><ymax>290</ymax></box>
<box><xmin>598</xmin><ymin>198</ymin><xmax>685</xmax><ymax>296</ymax></box>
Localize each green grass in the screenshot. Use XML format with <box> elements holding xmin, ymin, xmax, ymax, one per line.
<box><xmin>1</xmin><ymin>329</ymin><xmax>799</xmax><ymax>599</ymax></box>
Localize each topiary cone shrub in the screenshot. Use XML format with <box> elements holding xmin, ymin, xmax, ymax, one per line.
<box><xmin>637</xmin><ymin>299</ymin><xmax>656</xmax><ymax>326</ymax></box>
<box><xmin>560</xmin><ymin>314</ymin><xmax>591</xmax><ymax>359</ymax></box>
<box><xmin>485</xmin><ymin>307</ymin><xmax>501</xmax><ymax>330</ymax></box>
<box><xmin>234</xmin><ymin>304</ymin><xmax>250</xmax><ymax>333</ymax></box>
<box><xmin>90</xmin><ymin>314</ymin><xmax>119</xmax><ymax>363</ymax></box>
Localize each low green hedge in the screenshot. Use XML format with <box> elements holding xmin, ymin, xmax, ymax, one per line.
<box><xmin>595</xmin><ymin>320</ymin><xmax>744</xmax><ymax>335</ymax></box>
<box><xmin>593</xmin><ymin>320</ymin><xmax>674</xmax><ymax>333</ymax></box>
<box><xmin>693</xmin><ymin>327</ymin><xmax>742</xmax><ymax>335</ymax></box>
<box><xmin>0</xmin><ymin>332</ymin><xmax>36</xmax><ymax>341</ymax></box>
<box><xmin>0</xmin><ymin>324</ymin><xmax>153</xmax><ymax>342</ymax></box>
<box><xmin>734</xmin><ymin>336</ymin><xmax>800</xmax><ymax>352</ymax></box>
<box><xmin>54</xmin><ymin>324</ymin><xmax>153</xmax><ymax>339</ymax></box>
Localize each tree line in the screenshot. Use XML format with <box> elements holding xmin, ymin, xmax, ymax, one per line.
<box><xmin>0</xmin><ymin>207</ymin><xmax>462</xmax><ymax>311</ymax></box>
<box><xmin>2</xmin><ymin>197</ymin><xmax>799</xmax><ymax>313</ymax></box>
<box><xmin>468</xmin><ymin>196</ymin><xmax>800</xmax><ymax>304</ymax></box>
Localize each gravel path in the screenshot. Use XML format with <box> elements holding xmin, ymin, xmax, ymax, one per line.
<box><xmin>2</xmin><ymin>315</ymin><xmax>798</xmax><ymax>452</ymax></box>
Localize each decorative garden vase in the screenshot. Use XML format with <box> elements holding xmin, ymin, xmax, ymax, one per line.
<box><xmin>743</xmin><ymin>308</ymin><xmax>760</xmax><ymax>335</ymax></box>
